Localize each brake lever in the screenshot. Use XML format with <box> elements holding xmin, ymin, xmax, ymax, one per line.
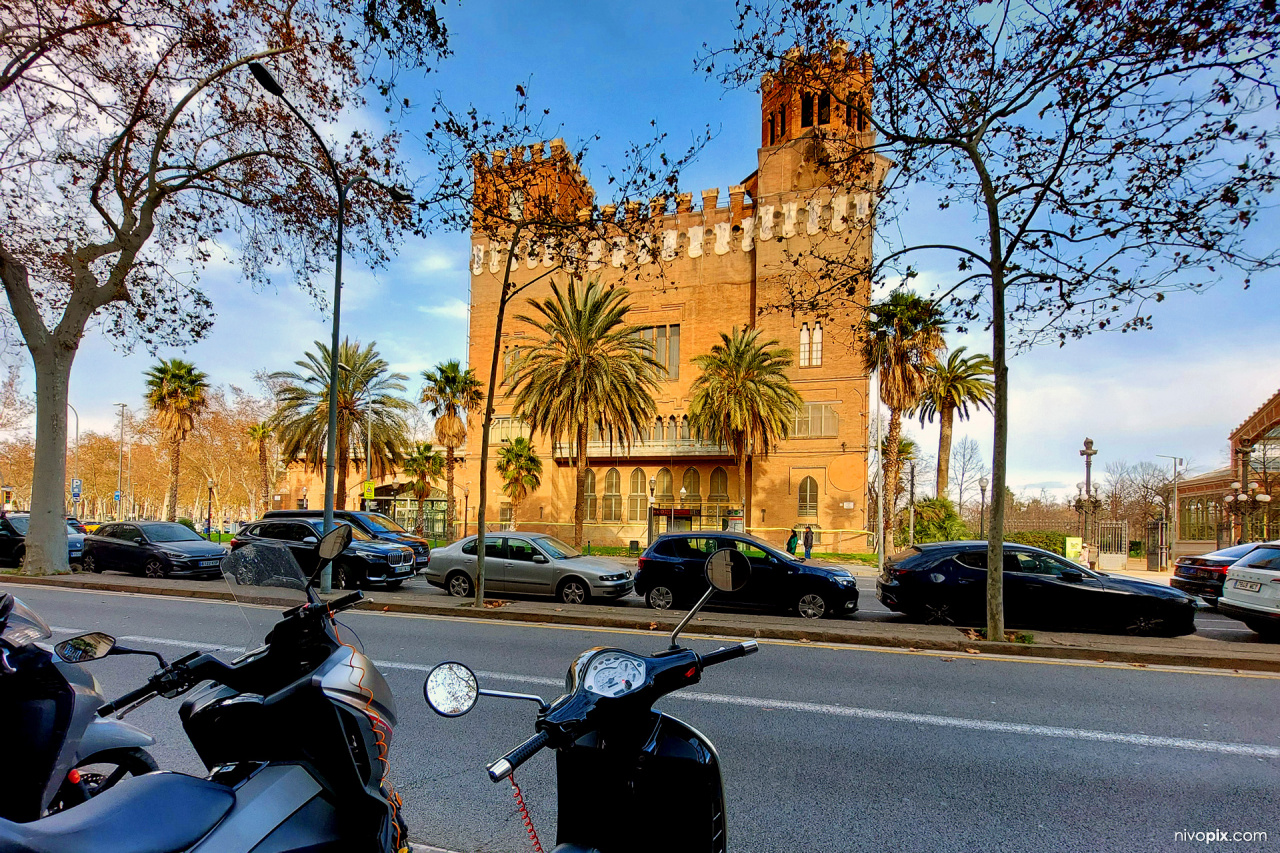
<box><xmin>115</xmin><ymin>692</ymin><xmax>157</xmax><ymax>719</ymax></box>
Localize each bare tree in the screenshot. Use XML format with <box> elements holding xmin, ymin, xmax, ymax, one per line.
<box><xmin>1</xmin><ymin>0</ymin><xmax>449</xmax><ymax>573</ymax></box>
<box><xmin>708</xmin><ymin>0</ymin><xmax>1279</xmax><ymax>638</ymax></box>
<box><xmin>949</xmin><ymin>436</ymin><xmax>984</xmax><ymax>516</ymax></box>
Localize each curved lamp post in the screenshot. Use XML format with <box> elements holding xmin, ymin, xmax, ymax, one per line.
<box><xmin>248</xmin><ymin>62</ymin><xmax>412</xmax><ymax>592</ymax></box>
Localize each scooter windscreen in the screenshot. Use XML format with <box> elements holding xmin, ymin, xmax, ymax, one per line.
<box><xmin>221</xmin><ymin>542</ymin><xmax>311</xmax><ymax>650</ymax></box>
<box><xmin>0</xmin><ymin>594</ymin><xmax>53</xmax><ymax>646</ymax></box>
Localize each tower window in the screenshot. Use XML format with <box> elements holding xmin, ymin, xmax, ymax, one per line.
<box><xmin>818</xmin><ymin>92</ymin><xmax>831</xmax><ymax>125</ymax></box>
<box><xmin>799</xmin><ymin>476</ymin><xmax>819</xmax><ymax>518</ymax></box>
<box><xmin>779</xmin><ymin>107</ymin><xmax>786</xmax><ymax>137</ymax></box>
<box><xmin>768</xmin><ymin>113</ymin><xmax>777</xmax><ymax>145</ymax></box>
<box><xmin>801</xmin><ymin>94</ymin><xmax>814</xmax><ymax>128</ymax></box>
<box><xmin>812</xmin><ymin>323</ymin><xmax>823</xmax><ymax>366</ymax></box>
<box><xmin>799</xmin><ymin>323</ymin><xmax>811</xmax><ymax>368</ymax></box>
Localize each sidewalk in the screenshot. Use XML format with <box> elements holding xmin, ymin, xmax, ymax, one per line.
<box><xmin>4</xmin><ymin>571</ymin><xmax>1279</xmax><ymax>673</ymax></box>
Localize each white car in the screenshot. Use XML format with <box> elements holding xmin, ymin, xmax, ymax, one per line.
<box><xmin>1217</xmin><ymin>543</ymin><xmax>1280</xmax><ymax>640</ymax></box>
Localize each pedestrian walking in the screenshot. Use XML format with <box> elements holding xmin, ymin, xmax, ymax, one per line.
<box><xmin>802</xmin><ymin>525</ymin><xmax>814</xmax><ymax>559</ymax></box>
<box><xmin>785</xmin><ymin>529</ymin><xmax>798</xmax><ymax>556</ymax></box>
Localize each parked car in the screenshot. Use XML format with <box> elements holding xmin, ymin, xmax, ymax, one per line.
<box><xmin>878</xmin><ymin>541</ymin><xmax>1198</xmax><ymax>636</ymax></box>
<box><xmin>263</xmin><ymin>509</ymin><xmax>431</xmax><ymax>569</ymax></box>
<box><xmin>83</xmin><ymin>521</ymin><xmax>226</xmax><ymax>578</ymax></box>
<box><xmin>83</xmin><ymin>521</ymin><xmax>104</xmax><ymax>533</ymax></box>
<box><xmin>1169</xmin><ymin>542</ymin><xmax>1271</xmax><ymax>607</ymax></box>
<box><xmin>1217</xmin><ymin>543</ymin><xmax>1280</xmax><ymax>640</ymax></box>
<box><xmin>636</xmin><ymin>532</ymin><xmax>859</xmax><ymax>619</ymax></box>
<box><xmin>426</xmin><ymin>532</ymin><xmax>634</xmax><ymax>604</ymax></box>
<box><xmin>0</xmin><ymin>513</ymin><xmax>85</xmax><ymax>569</ymax></box>
<box><xmin>231</xmin><ymin>517</ymin><xmax>415</xmax><ymax>589</ymax></box>
<box><xmin>66</xmin><ymin>517</ymin><xmax>88</xmax><ymax>534</ymax></box>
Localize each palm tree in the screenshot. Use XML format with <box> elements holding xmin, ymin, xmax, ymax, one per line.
<box><xmin>143</xmin><ymin>359</ymin><xmax>210</xmax><ymax>521</ymax></box>
<box><xmin>688</xmin><ymin>327</ymin><xmax>803</xmax><ymax>523</ymax></box>
<box><xmin>420</xmin><ymin>360</ymin><xmax>483</xmax><ymax>542</ymax></box>
<box><xmin>509</xmin><ymin>280</ymin><xmax>662</xmax><ymax>547</ymax></box>
<box><xmin>859</xmin><ymin>289</ymin><xmax>946</xmax><ymax>552</ymax></box>
<box><xmin>913</xmin><ymin>347</ymin><xmax>994</xmax><ymax>498</ymax></box>
<box><xmin>247</xmin><ymin>422</ymin><xmax>274</xmax><ymax>516</ymax></box>
<box><xmin>402</xmin><ymin>443</ymin><xmax>444</xmax><ymax>536</ymax></box>
<box><xmin>495</xmin><ymin>437</ymin><xmax>542</xmax><ymax>528</ymax></box>
<box><xmin>270</xmin><ymin>338</ymin><xmax>413</xmax><ymax>509</ymax></box>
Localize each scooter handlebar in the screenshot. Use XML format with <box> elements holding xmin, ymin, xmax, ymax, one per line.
<box><xmin>97</xmin><ymin>680</ymin><xmax>156</xmax><ymax>716</ymax></box>
<box><xmin>698</xmin><ymin>640</ymin><xmax>759</xmax><ymax>668</ymax></box>
<box><xmin>487</xmin><ymin>729</ymin><xmax>552</xmax><ymax>782</ymax></box>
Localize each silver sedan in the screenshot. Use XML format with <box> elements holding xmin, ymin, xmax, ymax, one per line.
<box><xmin>425</xmin><ymin>532</ymin><xmax>634</xmax><ymax>604</ymax></box>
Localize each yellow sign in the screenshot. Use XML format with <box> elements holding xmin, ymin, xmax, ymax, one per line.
<box><xmin>363</xmin><ymin>481</ymin><xmax>375</xmax><ymax>500</ymax></box>
<box><xmin>1064</xmin><ymin>537</ymin><xmax>1084</xmax><ymax>564</ymax></box>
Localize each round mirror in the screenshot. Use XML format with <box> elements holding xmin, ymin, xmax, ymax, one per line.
<box><xmin>55</xmin><ymin>631</ymin><xmax>116</xmax><ymax>663</ymax></box>
<box><xmin>317</xmin><ymin>523</ymin><xmax>353</xmax><ymax>560</ymax></box>
<box><xmin>424</xmin><ymin>661</ymin><xmax>479</xmax><ymax>717</ymax></box>
<box><xmin>705</xmin><ymin>548</ymin><xmax>751</xmax><ymax>592</ymax></box>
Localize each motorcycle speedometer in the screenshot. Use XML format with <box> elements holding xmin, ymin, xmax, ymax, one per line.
<box><xmin>582</xmin><ymin>651</ymin><xmax>647</xmax><ymax>698</ymax></box>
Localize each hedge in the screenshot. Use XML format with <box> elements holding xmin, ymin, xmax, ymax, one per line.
<box><xmin>1004</xmin><ymin>530</ymin><xmax>1070</xmax><ymax>556</ymax></box>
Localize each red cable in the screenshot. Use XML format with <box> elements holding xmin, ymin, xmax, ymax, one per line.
<box><xmin>509</xmin><ymin>772</ymin><xmax>545</xmax><ymax>853</ymax></box>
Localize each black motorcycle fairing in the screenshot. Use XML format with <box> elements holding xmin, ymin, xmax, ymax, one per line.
<box><xmin>0</xmin><ymin>644</ymin><xmax>74</xmax><ymax>822</ymax></box>
<box><xmin>0</xmin><ymin>771</ymin><xmax>233</xmax><ymax>853</ymax></box>
<box><xmin>554</xmin><ymin>711</ymin><xmax>726</xmax><ymax>853</ymax></box>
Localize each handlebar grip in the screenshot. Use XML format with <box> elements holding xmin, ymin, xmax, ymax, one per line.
<box><xmin>487</xmin><ymin>730</ymin><xmax>552</xmax><ymax>782</ymax></box>
<box><xmin>328</xmin><ymin>590</ymin><xmax>365</xmax><ymax>612</ymax></box>
<box><xmin>699</xmin><ymin>640</ymin><xmax>759</xmax><ymax>668</ymax></box>
<box><xmin>98</xmin><ymin>681</ymin><xmax>156</xmax><ymax>716</ymax></box>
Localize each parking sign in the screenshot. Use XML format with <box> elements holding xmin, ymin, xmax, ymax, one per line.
<box><xmin>113</xmin><ymin>490</ymin><xmax>122</xmax><ymax>502</ymax></box>
<box><xmin>71</xmin><ymin>478</ymin><xmax>82</xmax><ymax>498</ymax></box>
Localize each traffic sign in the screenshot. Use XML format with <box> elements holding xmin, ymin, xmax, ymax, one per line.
<box><xmin>113</xmin><ymin>490</ymin><xmax>122</xmax><ymax>502</ymax></box>
<box><xmin>71</xmin><ymin>478</ymin><xmax>82</xmax><ymax>498</ymax></box>
<box><xmin>363</xmin><ymin>481</ymin><xmax>375</xmax><ymax>500</ymax></box>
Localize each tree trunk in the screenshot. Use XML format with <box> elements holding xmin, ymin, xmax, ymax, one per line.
<box><xmin>166</xmin><ymin>433</ymin><xmax>182</xmax><ymax>522</ymax></box>
<box><xmin>573</xmin><ymin>420</ymin><xmax>588</xmax><ymax>547</ymax></box>
<box><xmin>736</xmin><ymin>442</ymin><xmax>748</xmax><ymax>527</ymax></box>
<box><xmin>258</xmin><ymin>440</ymin><xmax>270</xmax><ymax>512</ymax></box>
<box><xmin>883</xmin><ymin>409</ymin><xmax>902</xmax><ymax>553</ymax></box>
<box><xmin>22</xmin><ymin>347</ymin><xmax>74</xmax><ymax>576</ymax></box>
<box><xmin>336</xmin><ymin>427</ymin><xmax>349</xmax><ymax>511</ymax></box>
<box><xmin>417</xmin><ymin>493</ymin><xmax>425</xmax><ymax>535</ymax></box>
<box><xmin>444</xmin><ymin>447</ymin><xmax>456</xmax><ymax>542</ymax></box>
<box><xmin>936</xmin><ymin>403</ymin><xmax>955</xmax><ymax>499</ymax></box>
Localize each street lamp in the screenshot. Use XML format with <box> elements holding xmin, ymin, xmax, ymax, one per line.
<box><xmin>115</xmin><ymin>403</ymin><xmax>127</xmax><ymax>520</ymax></box>
<box><xmin>249</xmin><ymin>61</ymin><xmax>413</xmax><ymax>593</ymax></box>
<box><xmin>1222</xmin><ymin>480</ymin><xmax>1271</xmax><ymax>543</ymax></box>
<box><xmin>67</xmin><ymin>404</ymin><xmax>79</xmax><ymax>511</ymax></box>
<box><xmin>463</xmin><ymin>485</ymin><xmax>470</xmax><ymax>538</ymax></box>
<box><xmin>1072</xmin><ymin>481</ymin><xmax>1102</xmax><ymax>542</ymax></box>
<box><xmin>647</xmin><ymin>475</ymin><xmax>656</xmax><ymax>546</ymax></box>
<box><xmin>978</xmin><ymin>475</ymin><xmax>989</xmax><ymax>539</ymax></box>
<box><xmin>206</xmin><ymin>479</ymin><xmax>215</xmax><ymax>540</ymax></box>
<box><xmin>1155</xmin><ymin>454</ymin><xmax>1183</xmax><ymax>567</ymax></box>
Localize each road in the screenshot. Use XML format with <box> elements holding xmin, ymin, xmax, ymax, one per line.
<box><xmin>6</xmin><ymin>582</ymin><xmax>1278</xmax><ymax>853</ymax></box>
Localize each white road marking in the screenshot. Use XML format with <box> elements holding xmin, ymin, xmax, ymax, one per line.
<box><xmin>103</xmin><ymin>632</ymin><xmax>1280</xmax><ymax>760</ymax></box>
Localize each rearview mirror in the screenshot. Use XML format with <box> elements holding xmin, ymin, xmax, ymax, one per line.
<box><xmin>1060</xmin><ymin>569</ymin><xmax>1084</xmax><ymax>583</ymax></box>
<box><xmin>318</xmin><ymin>524</ymin><xmax>352</xmax><ymax>560</ymax></box>
<box><xmin>532</xmin><ymin>554</ymin><xmax>548</xmax><ymax>564</ymax></box>
<box><xmin>55</xmin><ymin>632</ymin><xmax>116</xmax><ymax>663</ymax></box>
<box><xmin>424</xmin><ymin>661</ymin><xmax>479</xmax><ymax>717</ymax></box>
<box><xmin>302</xmin><ymin>536</ymin><xmax>318</xmax><ymax>545</ymax></box>
<box><xmin>706</xmin><ymin>548</ymin><xmax>751</xmax><ymax>592</ymax></box>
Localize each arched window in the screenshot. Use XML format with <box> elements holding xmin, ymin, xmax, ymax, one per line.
<box><xmin>509</xmin><ymin>188</ymin><xmax>524</xmax><ymax>219</ymax></box>
<box><xmin>655</xmin><ymin>468</ymin><xmax>673</xmax><ymax>500</ymax></box>
<box><xmin>682</xmin><ymin>468</ymin><xmax>701</xmax><ymax>506</ymax></box>
<box><xmin>668</xmin><ymin>415</ymin><xmax>678</xmax><ymax>441</ymax></box>
<box><xmin>799</xmin><ymin>476</ymin><xmax>819</xmax><ymax>518</ymax></box>
<box><xmin>817</xmin><ymin>92</ymin><xmax>831</xmax><ymax>125</ymax></box>
<box><xmin>680</xmin><ymin>415</ymin><xmax>690</xmax><ymax>441</ymax></box>
<box><xmin>602</xmin><ymin>468</ymin><xmax>622</xmax><ymax>523</ymax></box>
<box><xmin>800</xmin><ymin>93</ymin><xmax>815</xmax><ymax>128</ymax></box>
<box><xmin>628</xmin><ymin>468</ymin><xmax>648</xmax><ymax>522</ymax></box>
<box><xmin>584</xmin><ymin>469</ymin><xmax>597</xmax><ymax>522</ymax></box>
<box><xmin>799</xmin><ymin>323</ymin><xmax>811</xmax><ymax>367</ymax></box>
<box><xmin>709</xmin><ymin>467</ymin><xmax>729</xmax><ymax>501</ymax></box>
<box><xmin>811</xmin><ymin>323</ymin><xmax>823</xmax><ymax>366</ymax></box>
<box><xmin>590</xmin><ymin>420</ymin><xmax>603</xmax><ymax>442</ymax></box>
<box><xmin>653</xmin><ymin>417</ymin><xmax>665</xmax><ymax>442</ymax></box>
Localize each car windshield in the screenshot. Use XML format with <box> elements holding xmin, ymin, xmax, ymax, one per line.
<box><xmin>1232</xmin><ymin>546</ymin><xmax>1280</xmax><ymax>571</ymax></box>
<box><xmin>144</xmin><ymin>523</ymin><xmax>206</xmax><ymax>542</ymax></box>
<box><xmin>535</xmin><ymin>536</ymin><xmax>580</xmax><ymax>559</ymax></box>
<box><xmin>359</xmin><ymin>513</ymin><xmax>407</xmax><ymax>534</ymax></box>
<box><xmin>737</xmin><ymin>534</ymin><xmax>790</xmax><ymax>561</ymax></box>
<box><xmin>304</xmin><ymin>519</ymin><xmax>372</xmax><ymax>541</ymax></box>
<box><xmin>1209</xmin><ymin>543</ymin><xmax>1259</xmax><ymax>560</ymax></box>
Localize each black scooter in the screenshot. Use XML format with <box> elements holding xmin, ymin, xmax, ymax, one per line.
<box><xmin>425</xmin><ymin>547</ymin><xmax>759</xmax><ymax>853</ymax></box>
<box><xmin>0</xmin><ymin>525</ymin><xmax>410</xmax><ymax>853</ymax></box>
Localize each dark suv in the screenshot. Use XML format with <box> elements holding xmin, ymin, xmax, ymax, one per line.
<box><xmin>232</xmin><ymin>517</ymin><xmax>415</xmax><ymax>589</ymax></box>
<box><xmin>636</xmin><ymin>532</ymin><xmax>859</xmax><ymax>619</ymax></box>
<box><xmin>263</xmin><ymin>509</ymin><xmax>431</xmax><ymax>570</ymax></box>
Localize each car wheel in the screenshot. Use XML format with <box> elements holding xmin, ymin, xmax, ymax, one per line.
<box><xmin>646</xmin><ymin>585</ymin><xmax>675</xmax><ymax>611</ymax></box>
<box><xmin>84</xmin><ymin>554</ymin><xmax>100</xmax><ymax>573</ymax></box>
<box><xmin>920</xmin><ymin>600</ymin><xmax>959</xmax><ymax>626</ymax></box>
<box><xmin>1124</xmin><ymin>611</ymin><xmax>1167</xmax><ymax>636</ymax></box>
<box><xmin>796</xmin><ymin>592</ymin><xmax>828</xmax><ymax>619</ymax></box>
<box><xmin>47</xmin><ymin>748</ymin><xmax>159</xmax><ymax>814</ymax></box>
<box><xmin>70</xmin><ymin>562</ymin><xmax>82</xmax><ymax>573</ymax></box>
<box><xmin>558</xmin><ymin>578</ymin><xmax>590</xmax><ymax>605</ymax></box>
<box><xmin>333</xmin><ymin>563</ymin><xmax>358</xmax><ymax>590</ymax></box>
<box><xmin>15</xmin><ymin>548</ymin><xmax>25</xmax><ymax>570</ymax></box>
<box><xmin>446</xmin><ymin>571</ymin><xmax>473</xmax><ymax>598</ymax></box>
<box><xmin>144</xmin><ymin>558</ymin><xmax>168</xmax><ymax>579</ymax></box>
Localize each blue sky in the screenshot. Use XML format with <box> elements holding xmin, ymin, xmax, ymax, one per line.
<box><xmin>45</xmin><ymin>0</ymin><xmax>1280</xmax><ymax>498</ymax></box>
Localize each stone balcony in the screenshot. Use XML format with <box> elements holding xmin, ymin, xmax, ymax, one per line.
<box><xmin>553</xmin><ymin>437</ymin><xmax>735</xmax><ymax>462</ymax></box>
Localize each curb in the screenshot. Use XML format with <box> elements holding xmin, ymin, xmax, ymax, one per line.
<box><xmin>5</xmin><ymin>573</ymin><xmax>1279</xmax><ymax>674</ymax></box>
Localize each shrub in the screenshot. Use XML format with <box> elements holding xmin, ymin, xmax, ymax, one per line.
<box><xmin>1005</xmin><ymin>530</ymin><xmax>1069</xmax><ymax>556</ymax></box>
<box><xmin>176</xmin><ymin>517</ymin><xmax>198</xmax><ymax>533</ymax></box>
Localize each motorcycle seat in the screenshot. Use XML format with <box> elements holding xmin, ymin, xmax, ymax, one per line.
<box><xmin>550</xmin><ymin>846</ymin><xmax>604</xmax><ymax>853</ymax></box>
<box><xmin>0</xmin><ymin>771</ymin><xmax>234</xmax><ymax>853</ymax></box>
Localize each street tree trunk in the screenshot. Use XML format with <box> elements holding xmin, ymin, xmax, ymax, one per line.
<box><xmin>166</xmin><ymin>433</ymin><xmax>182</xmax><ymax>522</ymax></box>
<box><xmin>883</xmin><ymin>409</ymin><xmax>903</xmax><ymax>553</ymax></box>
<box><xmin>258</xmin><ymin>440</ymin><xmax>270</xmax><ymax>512</ymax></box>
<box><xmin>936</xmin><ymin>403</ymin><xmax>955</xmax><ymax>499</ymax></box>
<box><xmin>336</xmin><ymin>428</ymin><xmax>349</xmax><ymax>510</ymax></box>
<box><xmin>22</xmin><ymin>347</ymin><xmax>74</xmax><ymax>576</ymax></box>
<box><xmin>736</xmin><ymin>442</ymin><xmax>748</xmax><ymax>528</ymax></box>
<box><xmin>444</xmin><ymin>446</ymin><xmax>456</xmax><ymax>541</ymax></box>
<box><xmin>573</xmin><ymin>419</ymin><xmax>588</xmax><ymax>547</ymax></box>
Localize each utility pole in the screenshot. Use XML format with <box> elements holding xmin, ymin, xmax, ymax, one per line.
<box><xmin>1156</xmin><ymin>454</ymin><xmax>1183</xmax><ymax>567</ymax></box>
<box><xmin>115</xmin><ymin>403</ymin><xmax>127</xmax><ymax>521</ymax></box>
<box><xmin>908</xmin><ymin>461</ymin><xmax>916</xmax><ymax>547</ymax></box>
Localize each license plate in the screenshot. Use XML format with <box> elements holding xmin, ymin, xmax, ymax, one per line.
<box><xmin>199</xmin><ymin>560</ymin><xmax>220</xmax><ymax>567</ymax></box>
<box><xmin>1234</xmin><ymin>580</ymin><xmax>1263</xmax><ymax>592</ymax></box>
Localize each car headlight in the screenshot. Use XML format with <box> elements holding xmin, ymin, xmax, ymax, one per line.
<box><xmin>835</xmin><ymin>577</ymin><xmax>856</xmax><ymax>586</ymax></box>
<box><xmin>599</xmin><ymin>573</ymin><xmax>628</xmax><ymax>582</ymax></box>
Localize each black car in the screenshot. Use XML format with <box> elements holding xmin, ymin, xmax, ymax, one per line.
<box><xmin>232</xmin><ymin>517</ymin><xmax>415</xmax><ymax>589</ymax></box>
<box><xmin>636</xmin><ymin>531</ymin><xmax>859</xmax><ymax>619</ymax></box>
<box><xmin>1170</xmin><ymin>542</ymin><xmax>1270</xmax><ymax>607</ymax></box>
<box><xmin>83</xmin><ymin>521</ymin><xmax>226</xmax><ymax>578</ymax></box>
<box><xmin>878</xmin><ymin>541</ymin><xmax>1198</xmax><ymax>636</ymax></box>
<box><xmin>263</xmin><ymin>509</ymin><xmax>431</xmax><ymax>570</ymax></box>
<box><xmin>0</xmin><ymin>513</ymin><xmax>86</xmax><ymax>569</ymax></box>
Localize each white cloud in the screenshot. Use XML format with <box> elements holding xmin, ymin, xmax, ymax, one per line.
<box><xmin>417</xmin><ymin>298</ymin><xmax>470</xmax><ymax>320</ymax></box>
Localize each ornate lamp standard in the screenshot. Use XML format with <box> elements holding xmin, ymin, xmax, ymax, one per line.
<box><xmin>1222</xmin><ymin>481</ymin><xmax>1271</xmax><ymax>543</ymax></box>
<box><xmin>978</xmin><ymin>475</ymin><xmax>989</xmax><ymax>539</ymax></box>
<box><xmin>647</xmin><ymin>476</ymin><xmax>656</xmax><ymax>546</ymax></box>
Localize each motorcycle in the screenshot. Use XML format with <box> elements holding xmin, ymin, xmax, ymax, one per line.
<box><xmin>424</xmin><ymin>546</ymin><xmax>760</xmax><ymax>853</ymax></box>
<box><xmin>0</xmin><ymin>524</ymin><xmax>411</xmax><ymax>853</ymax></box>
<box><xmin>0</xmin><ymin>592</ymin><xmax>159</xmax><ymax>821</ymax></box>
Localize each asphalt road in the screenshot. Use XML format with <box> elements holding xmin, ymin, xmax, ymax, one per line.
<box><xmin>6</xmin><ymin>582</ymin><xmax>1279</xmax><ymax>853</ymax></box>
